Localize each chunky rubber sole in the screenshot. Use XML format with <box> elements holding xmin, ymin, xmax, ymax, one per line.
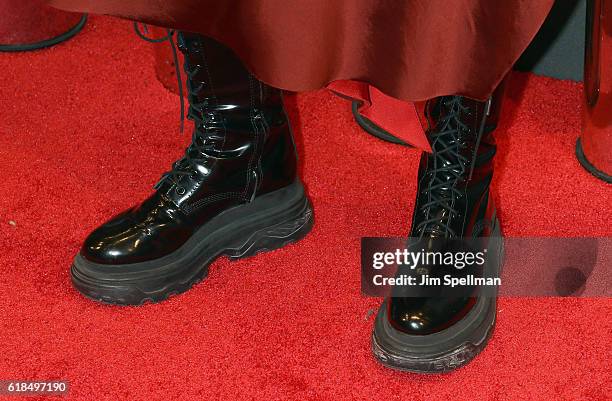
<box><xmin>71</xmin><ymin>181</ymin><xmax>313</xmax><ymax>305</ymax></box>
<box><xmin>371</xmin><ymin>219</ymin><xmax>504</xmax><ymax>373</ymax></box>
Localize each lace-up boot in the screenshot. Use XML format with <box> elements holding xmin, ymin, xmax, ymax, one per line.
<box><xmin>71</xmin><ymin>32</ymin><xmax>313</xmax><ymax>305</ymax></box>
<box><xmin>372</xmin><ymin>82</ymin><xmax>506</xmax><ymax>373</ymax></box>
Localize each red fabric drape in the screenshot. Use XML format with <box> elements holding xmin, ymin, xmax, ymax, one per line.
<box><xmin>48</xmin><ymin>0</ymin><xmax>554</xmax><ymax>149</ymax></box>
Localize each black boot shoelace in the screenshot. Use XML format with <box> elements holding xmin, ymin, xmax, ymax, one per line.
<box><xmin>134</xmin><ymin>24</ymin><xmax>223</xmax><ymax>191</ymax></box>
<box><xmin>415</xmin><ymin>96</ymin><xmax>471</xmax><ymax>238</ymax></box>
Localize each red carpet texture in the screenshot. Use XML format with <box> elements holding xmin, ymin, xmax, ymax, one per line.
<box><xmin>0</xmin><ymin>16</ymin><xmax>610</xmax><ymax>401</ymax></box>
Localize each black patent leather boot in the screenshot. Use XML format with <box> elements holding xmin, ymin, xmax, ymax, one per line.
<box><xmin>372</xmin><ymin>82</ymin><xmax>506</xmax><ymax>373</ymax></box>
<box><xmin>71</xmin><ymin>32</ymin><xmax>313</xmax><ymax>305</ymax></box>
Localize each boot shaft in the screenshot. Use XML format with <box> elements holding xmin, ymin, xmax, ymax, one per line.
<box><xmin>177</xmin><ymin>32</ymin><xmax>284</xmax><ymax>122</ymax></box>
<box><xmin>425</xmin><ymin>78</ymin><xmax>507</xmax><ymax>181</ymax></box>
<box><xmin>412</xmin><ymin>83</ymin><xmax>506</xmax><ymax>238</ymax></box>
<box><xmin>157</xmin><ymin>32</ymin><xmax>297</xmax><ymax>211</ymax></box>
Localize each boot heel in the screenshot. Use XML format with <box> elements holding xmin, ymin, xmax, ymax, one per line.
<box><xmin>226</xmin><ymin>200</ymin><xmax>314</xmax><ymax>260</ymax></box>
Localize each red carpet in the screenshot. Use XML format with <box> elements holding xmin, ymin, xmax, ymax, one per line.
<box><xmin>0</xmin><ymin>16</ymin><xmax>610</xmax><ymax>400</ymax></box>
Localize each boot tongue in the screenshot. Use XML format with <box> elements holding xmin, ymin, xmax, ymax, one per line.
<box><xmin>153</xmin><ymin>129</ymin><xmax>214</xmax><ymax>192</ymax></box>
<box><xmin>417</xmin><ymin>98</ymin><xmax>473</xmax><ymax>237</ymax></box>
<box><xmin>418</xmin><ymin>167</ymin><xmax>460</xmax><ymax>237</ymax></box>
